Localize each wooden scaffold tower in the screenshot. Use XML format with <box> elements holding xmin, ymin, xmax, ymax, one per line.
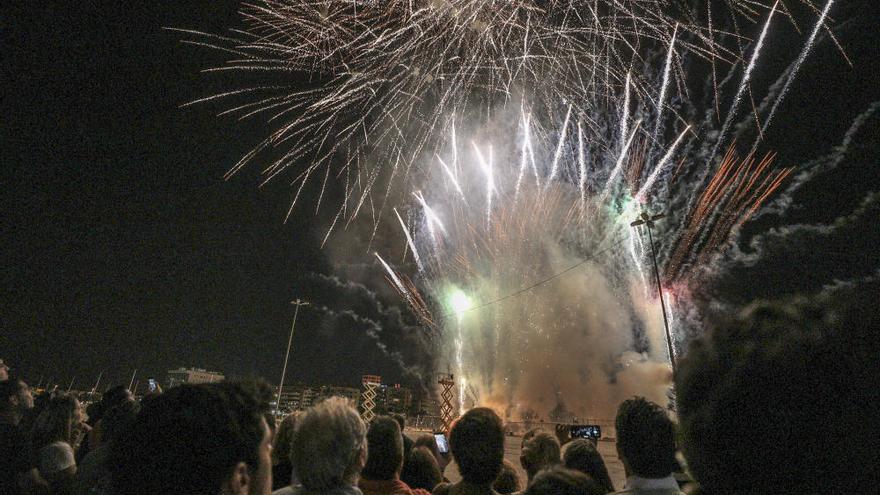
<box><xmin>438</xmin><ymin>373</ymin><xmax>456</xmax><ymax>431</ymax></box>
<box><xmin>360</xmin><ymin>375</ymin><xmax>382</xmax><ymax>422</ymax></box>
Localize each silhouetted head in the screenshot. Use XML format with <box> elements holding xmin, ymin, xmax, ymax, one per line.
<box><xmin>564</xmin><ymin>438</ymin><xmax>614</xmax><ymax>493</ymax></box>
<box><xmin>403</xmin><ymin>446</ymin><xmax>442</xmax><ymax>491</ymax></box>
<box><xmin>450</xmin><ymin>407</ymin><xmax>505</xmax><ymax>485</ymax></box>
<box><xmin>493</xmin><ymin>459</ymin><xmax>522</xmax><ymax>494</ymax></box>
<box><xmin>413</xmin><ymin>433</ymin><xmax>440</xmax><ymax>462</ymax></box>
<box><xmin>272</xmin><ymin>412</ymin><xmax>299</xmax><ymax>466</ymax></box>
<box><xmin>0</xmin><ymin>378</ymin><xmax>33</xmax><ymax>422</ymax></box>
<box><xmin>362</xmin><ymin>416</ymin><xmax>404</xmax><ymax>481</ymax></box>
<box><xmin>524</xmin><ymin>466</ymin><xmax>605</xmax><ymax>495</ymax></box>
<box><xmin>615</xmin><ymin>397</ymin><xmax>677</xmax><ymax>479</ymax></box>
<box><xmin>99</xmin><ymin>400</ymin><xmax>139</xmax><ymax>446</ymax></box>
<box><xmin>391</xmin><ymin>413</ymin><xmax>406</xmax><ymax>431</ymax></box>
<box><xmin>110</xmin><ymin>382</ymin><xmax>272</xmax><ymax>495</ymax></box>
<box><xmin>677</xmin><ymin>281</ymin><xmax>880</xmax><ymax>493</ymax></box>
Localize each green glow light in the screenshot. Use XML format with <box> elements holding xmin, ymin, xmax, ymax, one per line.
<box><xmin>449</xmin><ymin>288</ymin><xmax>473</xmax><ymax>315</ymax></box>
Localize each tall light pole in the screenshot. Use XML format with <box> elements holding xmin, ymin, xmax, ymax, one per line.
<box><xmin>88</xmin><ymin>371</ymin><xmax>104</xmax><ymax>402</ymax></box>
<box><xmin>276</xmin><ymin>299</ymin><xmax>309</xmax><ymax>416</ymax></box>
<box><xmin>128</xmin><ymin>369</ymin><xmax>137</xmax><ymax>392</ymax></box>
<box><xmin>630</xmin><ymin>210</ymin><xmax>676</xmax><ymax>373</ymax></box>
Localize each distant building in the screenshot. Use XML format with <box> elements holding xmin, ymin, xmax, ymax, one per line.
<box><xmin>326</xmin><ymin>385</ymin><xmax>361</xmax><ymax>406</ymax></box>
<box><xmin>277</xmin><ymin>383</ymin><xmax>362</xmax><ymax>414</ymax></box>
<box><xmin>300</xmin><ymin>386</ymin><xmax>319</xmax><ymax>410</ymax></box>
<box><xmin>166</xmin><ymin>367</ymin><xmax>224</xmax><ymax>388</ymax></box>
<box><xmin>384</xmin><ymin>384</ymin><xmax>412</xmax><ymax>414</ymax></box>
<box><xmin>278</xmin><ymin>384</ymin><xmax>304</xmax><ymax>412</ymax></box>
<box><xmin>414</xmin><ymin>396</ymin><xmax>440</xmax><ymax>417</ymax></box>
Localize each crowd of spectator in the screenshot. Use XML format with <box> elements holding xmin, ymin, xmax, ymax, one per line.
<box><xmin>1</xmin><ymin>282</ymin><xmax>877</xmax><ymax>494</ymax></box>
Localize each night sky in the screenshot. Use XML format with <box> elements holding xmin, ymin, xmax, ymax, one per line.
<box><xmin>3</xmin><ymin>2</ymin><xmax>879</xmax><ymax>392</ymax></box>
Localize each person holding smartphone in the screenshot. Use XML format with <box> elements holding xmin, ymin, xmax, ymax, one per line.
<box><xmin>433</xmin><ymin>433</ymin><xmax>450</xmax><ymax>456</ymax></box>
<box><xmin>432</xmin><ymin>408</ymin><xmax>505</xmax><ymax>495</ymax></box>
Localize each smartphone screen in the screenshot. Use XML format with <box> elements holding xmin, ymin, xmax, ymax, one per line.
<box><xmin>569</xmin><ymin>425</ymin><xmax>601</xmax><ymax>440</ymax></box>
<box><xmin>434</xmin><ymin>433</ymin><xmax>449</xmax><ymax>454</ymax></box>
<box><xmin>148</xmin><ymin>379</ymin><xmax>157</xmax><ymax>392</ymax></box>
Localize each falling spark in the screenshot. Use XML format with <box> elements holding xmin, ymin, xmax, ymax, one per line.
<box><xmin>179</xmin><ymin>0</ymin><xmax>819</xmax><ymax>239</ymax></box>
<box><xmin>472</xmin><ymin>142</ymin><xmax>494</xmax><ymax>226</ymax></box>
<box><xmin>636</xmin><ymin>125</ymin><xmax>692</xmax><ymax>202</ymax></box>
<box><xmin>437</xmin><ymin>155</ymin><xmax>466</xmax><ymax>200</ymax></box>
<box><xmin>708</xmin><ymin>0</ymin><xmax>779</xmax><ymax>167</ymax></box>
<box><xmin>652</xmin><ymin>24</ymin><xmax>678</xmax><ymax>148</ymax></box>
<box><xmin>753</xmin><ymin>0</ymin><xmax>835</xmax><ymax>153</ymax></box>
<box><xmin>516</xmin><ymin>111</ymin><xmax>532</xmax><ymax>199</ymax></box>
<box><xmin>668</xmin><ymin>147</ymin><xmax>793</xmax><ymax>279</ymax></box>
<box><xmin>620</xmin><ymin>71</ymin><xmax>632</xmax><ymax>155</ymax></box>
<box><xmin>547</xmin><ymin>104</ymin><xmax>573</xmax><ymax>182</ymax></box>
<box><xmin>600</xmin><ymin>120</ymin><xmax>643</xmax><ymax>204</ymax></box>
<box><xmin>414</xmin><ymin>191</ymin><xmax>447</xmax><ymax>239</ymax></box>
<box><xmin>394</xmin><ymin>208</ymin><xmax>424</xmax><ymax>272</ymax></box>
<box><xmin>578</xmin><ymin>120</ymin><xmax>587</xmax><ymax>206</ymax></box>
<box><xmin>375</xmin><ymin>252</ymin><xmax>412</xmax><ymax>301</ymax></box>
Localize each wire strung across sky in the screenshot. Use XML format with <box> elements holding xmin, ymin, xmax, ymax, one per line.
<box><xmin>442</xmin><ymin>235</ymin><xmax>630</xmax><ymax>318</ymax></box>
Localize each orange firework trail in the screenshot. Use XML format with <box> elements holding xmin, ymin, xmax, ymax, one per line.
<box><xmin>667</xmin><ymin>146</ymin><xmax>793</xmax><ymax>281</ymax></box>
<box><xmin>377</xmin><ymin>252</ymin><xmax>435</xmax><ymax>328</ymax></box>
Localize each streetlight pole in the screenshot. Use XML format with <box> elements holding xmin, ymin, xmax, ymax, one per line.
<box><xmin>128</xmin><ymin>369</ymin><xmax>137</xmax><ymax>392</ymax></box>
<box><xmin>630</xmin><ymin>211</ymin><xmax>676</xmax><ymax>373</ymax></box>
<box><xmin>276</xmin><ymin>299</ymin><xmax>309</xmax><ymax>416</ymax></box>
<box><xmin>88</xmin><ymin>371</ymin><xmax>104</xmax><ymax>403</ymax></box>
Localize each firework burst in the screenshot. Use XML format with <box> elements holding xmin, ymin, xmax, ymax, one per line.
<box><xmin>377</xmin><ymin>103</ymin><xmax>791</xmax><ymax>415</ymax></box>
<box><xmin>174</xmin><ymin>0</ymin><xmax>797</xmax><ymax>228</ymax></box>
<box><xmin>179</xmin><ymin>0</ymin><xmax>841</xmax><ymax>417</ymax></box>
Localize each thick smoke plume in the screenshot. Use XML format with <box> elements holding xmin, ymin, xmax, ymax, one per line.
<box><xmin>385</xmin><ymin>101</ymin><xmax>682</xmax><ymax>420</ymax></box>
